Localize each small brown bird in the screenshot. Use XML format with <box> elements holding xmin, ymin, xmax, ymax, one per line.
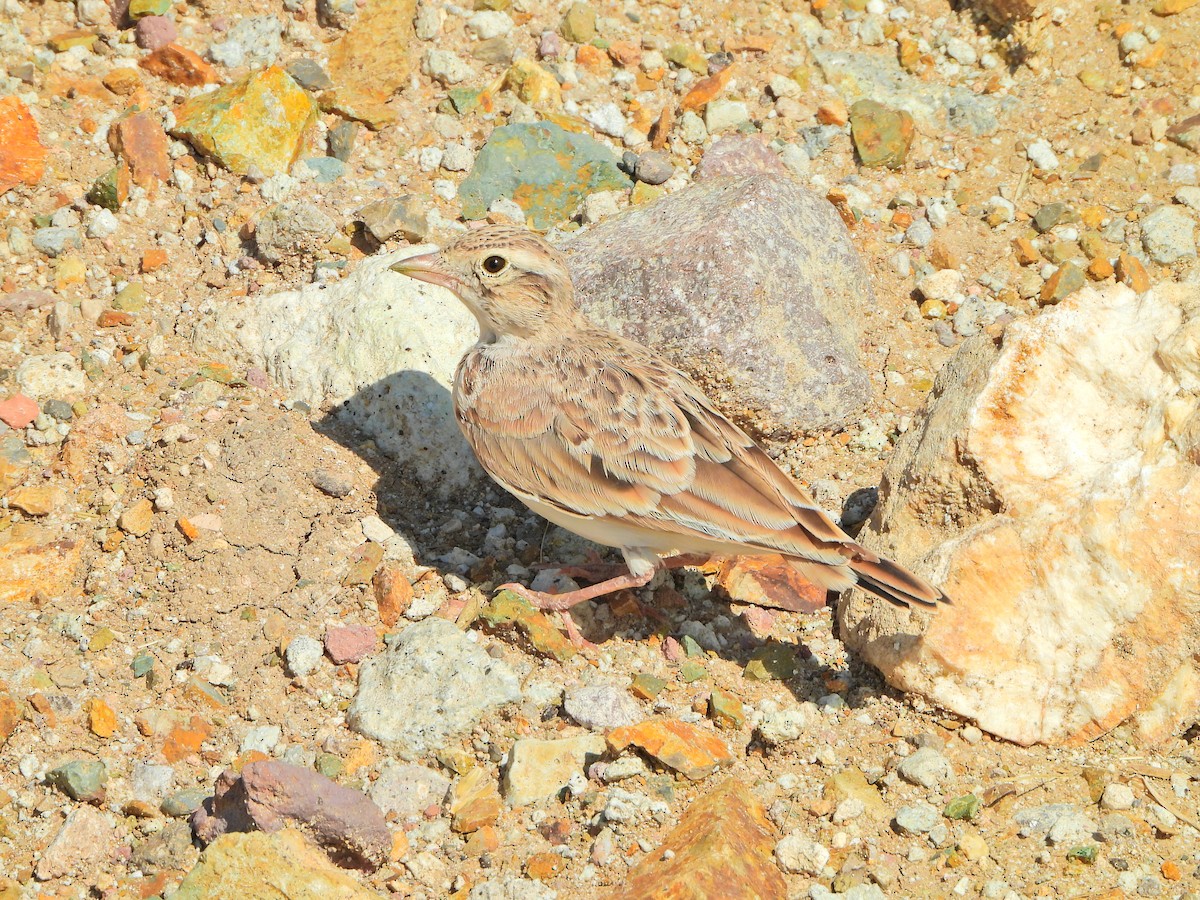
<box><xmin>392</xmin><ymin>225</ymin><xmax>947</xmax><ymax>642</ymax></box>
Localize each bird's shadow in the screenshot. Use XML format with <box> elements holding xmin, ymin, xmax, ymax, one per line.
<box><xmin>316</xmin><ymin>371</ymin><xmax>901</xmax><ymax>712</ymax></box>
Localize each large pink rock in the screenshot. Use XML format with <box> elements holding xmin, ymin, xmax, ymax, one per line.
<box><xmin>561</xmin><ymin>175</ymin><xmax>873</xmax><ymax>437</ymax></box>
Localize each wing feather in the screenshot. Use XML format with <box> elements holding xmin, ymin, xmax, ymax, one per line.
<box><xmin>455</xmin><ymin>333</ymin><xmax>859</xmax><ymax>566</ymax></box>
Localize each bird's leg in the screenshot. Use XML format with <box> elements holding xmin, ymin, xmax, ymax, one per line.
<box><xmin>496</xmin><ymin>567</ymin><xmax>658</xmax><ymax>650</ymax></box>
<box><xmin>497</xmin><ymin>568</ymin><xmax>657</xmax><ymax>612</ymax></box>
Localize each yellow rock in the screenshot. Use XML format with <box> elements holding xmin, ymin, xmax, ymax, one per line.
<box><xmin>88</xmin><ymin>698</ymin><xmax>118</xmax><ymax>737</ymax></box>
<box><xmin>504</xmin><ymin>58</ymin><xmax>562</xmax><ymax>108</ymax></box>
<box><xmin>8</xmin><ymin>486</ymin><xmax>64</xmax><ymax>517</ymax></box>
<box><xmin>0</xmin><ymin>524</ymin><xmax>80</xmax><ymax>603</ymax></box>
<box><xmin>55</xmin><ymin>255</ymin><xmax>87</xmax><ymax>289</ymax></box>
<box><xmin>172</xmin><ymin>67</ymin><xmax>319</xmax><ymax>176</ymax></box>
<box><xmin>119</xmin><ymin>498</ymin><xmax>154</xmax><ymax>536</ymax></box>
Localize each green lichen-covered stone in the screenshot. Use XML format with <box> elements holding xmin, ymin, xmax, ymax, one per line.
<box><xmin>458</xmin><ymin>122</ymin><xmax>631</xmax><ymax>230</ymax></box>
<box><xmin>46</xmin><ymin>759</ymin><xmax>108</xmax><ymax>803</ymax></box>
<box><xmin>849</xmin><ymin>99</ymin><xmax>915</xmax><ymax>169</ymax></box>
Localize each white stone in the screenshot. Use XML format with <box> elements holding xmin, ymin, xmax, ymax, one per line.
<box><xmin>768</xmin><ymin>74</ymin><xmax>801</xmax><ymax>99</ymax></box>
<box><xmin>775</xmin><ymin>833</ymin><xmax>829</xmax><ymax>875</ymax></box>
<box><xmin>422</xmin><ymin>49</ymin><xmax>472</xmax><ymax>85</ymax></box>
<box><xmin>584</xmin><ymin>103</ymin><xmax>627</xmax><ymax>139</ymax></box>
<box><xmin>1026</xmin><ymin>139</ymin><xmax>1059</xmax><ymax>172</ymax></box>
<box><xmin>76</xmin><ymin>0</ymin><xmax>109</xmax><ymax>24</ymax></box>
<box><xmin>440</xmin><ymin>144</ymin><xmax>473</xmax><ymax>172</ymax></box>
<box><xmin>757</xmin><ymin>703</ymin><xmax>818</xmax><ymax>745</ymax></box>
<box><xmin>85</xmin><ymin>208</ymin><xmax>118</xmax><ymax>239</ymax></box>
<box><xmin>16</xmin><ymin>353</ymin><xmax>87</xmax><ymax>400</ymax></box>
<box><xmin>1100</xmin><ymin>783</ymin><xmax>1135</xmax><ymax>811</ymax></box>
<box><xmin>190</xmin><ymin>248</ymin><xmax>481</xmax><ymax>495</ymax></box>
<box><xmin>284</xmin><ymin>635</ymin><xmax>323</xmax><ymax>677</ymax></box>
<box><xmin>916</xmin><ymin>269</ymin><xmax>963</xmax><ymax>303</ymax></box>
<box><xmin>679</xmin><ymin>110</ymin><xmax>707</xmax><ymax>144</ymax></box>
<box><xmin>704</xmin><ymin>100</ymin><xmax>750</xmax><ymax>133</ymax></box>
<box><xmin>779</xmin><ymin>143</ymin><xmax>810</xmax><ymax>176</ymax></box>
<box><xmin>240</xmin><ymin>725</ymin><xmax>282</xmax><ymax>754</ymax></box>
<box><xmin>414</xmin><ymin>1</ymin><xmax>442</xmax><ymax>40</ymax></box>
<box><xmin>465</xmin><ymin>10</ymin><xmax>512</xmax><ymax>40</ymax></box>
<box><xmin>945</xmin><ymin>38</ymin><xmax>977</xmax><ymax>66</ymax></box>
<box><xmin>581</xmin><ymin>190</ymin><xmax>621</xmax><ymax>224</ymax></box>
<box><xmin>839</xmin><ymin>283</ymin><xmax>1200</xmax><ymax>746</ymax></box>
<box><xmin>1141</xmin><ymin>206</ymin><xmax>1197</xmax><ymax>265</ymax></box>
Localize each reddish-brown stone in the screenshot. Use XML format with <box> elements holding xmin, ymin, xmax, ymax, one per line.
<box><xmin>0</xmin><ymin>97</ymin><xmax>47</xmax><ymax>195</ymax></box>
<box><xmin>681</xmin><ymin>65</ymin><xmax>735</xmax><ymax>111</ymax></box>
<box><xmin>0</xmin><ymin>393</ymin><xmax>39</xmax><ymax>429</ymax></box>
<box><xmin>603</xmin><ymin>779</ymin><xmax>785</xmax><ymax>900</ymax></box>
<box><xmin>191</xmin><ymin>760</ymin><xmax>391</xmax><ymax>872</ymax></box>
<box><xmin>373</xmin><ymin>562</ymin><xmax>413</xmax><ymax>626</ymax></box>
<box><xmin>716</xmin><ymin>555</ymin><xmax>827</xmax><ymax>613</ymax></box>
<box><xmin>109</xmin><ymin>112</ymin><xmax>171</xmax><ymax>192</ymax></box>
<box><xmin>140</xmin><ymin>44</ymin><xmax>220</xmax><ymax>87</ymax></box>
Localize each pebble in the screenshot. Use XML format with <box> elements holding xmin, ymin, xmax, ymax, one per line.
<box><xmin>775</xmin><ymin>833</ymin><xmax>830</xmax><ymax>875</ymax></box>
<box><xmin>563</xmin><ymin>684</ymin><xmax>642</xmax><ymax>731</ymax></box>
<box><xmin>1026</xmin><ymin>139</ymin><xmax>1059</xmax><ymax>171</ymax></box>
<box><xmin>369</xmin><ymin>761</ymin><xmax>450</xmax><ymax>819</ymax></box>
<box><xmin>850</xmin><ymin>99</ymin><xmax>916</xmax><ymax>168</ymax></box>
<box><xmin>131</xmin><ymin>762</ymin><xmax>175</xmax><ymax>802</ymax></box>
<box><xmin>757</xmin><ymin>702</ymin><xmax>819</xmax><ymax>745</ymax></box>
<box><xmin>466</xmin><ymin>10</ymin><xmax>512</xmax><ymax>40</ymax></box>
<box><xmin>704</xmin><ymin>99</ymin><xmax>750</xmax><ymax>133</ymax></box>
<box><xmin>634</xmin><ymin>151</ymin><xmax>674</xmax><ymax>185</ymax></box>
<box><xmin>1100</xmin><ymin>782</ymin><xmax>1136</xmax><ymax>810</ymax></box>
<box><xmin>423</xmin><ymin>49</ymin><xmax>472</xmax><ymax>86</ymax></box>
<box><xmin>359</xmin><ymin>195</ymin><xmax>429</xmax><ymax>244</ymax></box>
<box><xmin>585</xmin><ymin>103</ymin><xmax>628</xmax><ymax>139</ymax></box>
<box><xmin>894</xmin><ymin>803</ymin><xmax>939</xmax><ymax>834</ymax></box>
<box><xmin>46</xmin><ymin>759</ymin><xmax>108</xmax><ymax>803</ymax></box>
<box><xmin>172</xmin><ymin>67</ymin><xmax>318</xmax><ymax>177</ymax></box>
<box><xmin>906</xmin><ymin>218</ymin><xmax>934</xmax><ymax>247</ymax></box>
<box><xmin>135</xmin><ymin>15</ymin><xmax>176</xmax><ymax>49</ymax></box>
<box><xmin>208</xmin><ymin>16</ymin><xmax>283</xmax><ymax>69</ymax></box>
<box><xmin>254</xmin><ymin>201</ymin><xmax>336</xmax><ymax>264</ymax></box>
<box><xmin>284</xmin><ymin>634</ymin><xmax>324</xmax><ymax>676</ymax></box>
<box><xmin>324</xmin><ymin>624</ymin><xmax>375</xmax><ymax>665</ymax></box>
<box><xmin>84</xmin><ymin>207</ymin><xmax>119</xmax><ymax>239</ymax></box>
<box><xmin>32</xmin><ymin>226</ymin><xmax>81</xmax><ymax>257</ymax></box>
<box><xmin>348</xmin><ymin>618</ymin><xmax>521</xmax><ymax>758</ymax></box>
<box><xmin>1046</xmin><ymin>809</ymin><xmax>1098</xmax><ymax>844</ymax></box>
<box><xmin>441</xmin><ymin>144</ymin><xmax>474</xmax><ymax>172</ymax></box>
<box><xmin>503</xmin><ymin>735</ymin><xmax>606</xmax><ymax>806</ymax></box>
<box><xmin>1140</xmin><ymin>206</ymin><xmax>1197</xmax><ymax>264</ymax></box>
<box><xmin>895</xmin><ymin>746</ymin><xmax>952</xmax><ymax>788</ymax></box>
<box><xmin>240</xmin><ymin>724</ymin><xmax>282</xmax><ymax>754</ymax></box>
<box><xmin>916</xmin><ymin>269</ymin><xmax>963</xmax><ymax>302</ymax></box>
<box><xmin>36</xmin><ymin>806</ymin><xmax>116</xmax><ymax>880</ymax></box>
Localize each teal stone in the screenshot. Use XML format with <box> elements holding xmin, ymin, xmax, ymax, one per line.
<box><xmin>303</xmin><ymin>156</ymin><xmax>346</xmax><ymax>183</ymax></box>
<box><xmin>458</xmin><ymin>122</ymin><xmax>631</xmax><ymax>230</ymax></box>
<box><xmin>131</xmin><ymin>653</ymin><xmax>154</xmax><ymax>677</ymax></box>
<box><xmin>47</xmin><ymin>759</ymin><xmax>108</xmax><ymax>802</ymax></box>
<box><xmin>161</xmin><ymin>787</ymin><xmax>209</xmax><ymax>817</ymax></box>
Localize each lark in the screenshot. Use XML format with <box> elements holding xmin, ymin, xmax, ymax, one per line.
<box><xmin>392</xmin><ymin>225</ymin><xmax>948</xmax><ymax>642</ymax></box>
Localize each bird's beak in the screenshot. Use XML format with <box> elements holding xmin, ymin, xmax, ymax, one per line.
<box><xmin>389</xmin><ymin>252</ymin><xmax>460</xmax><ymax>293</ymax></box>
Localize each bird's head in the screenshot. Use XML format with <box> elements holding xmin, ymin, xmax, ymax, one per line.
<box><xmin>390</xmin><ymin>225</ymin><xmax>579</xmax><ymax>342</ymax></box>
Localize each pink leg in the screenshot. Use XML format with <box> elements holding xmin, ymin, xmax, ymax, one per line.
<box><xmin>497</xmin><ymin>568</ymin><xmax>656</xmax><ymax>612</ymax></box>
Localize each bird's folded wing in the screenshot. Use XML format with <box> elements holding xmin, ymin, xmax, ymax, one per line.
<box><xmin>456</xmin><ymin>348</ymin><xmax>861</xmax><ymax>567</ymax></box>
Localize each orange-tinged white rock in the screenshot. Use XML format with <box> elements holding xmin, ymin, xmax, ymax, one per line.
<box><xmin>840</xmin><ymin>282</ymin><xmax>1200</xmax><ymax>746</ymax></box>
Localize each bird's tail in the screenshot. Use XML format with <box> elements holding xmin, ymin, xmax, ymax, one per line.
<box><xmin>786</xmin><ymin>551</ymin><xmax>949</xmax><ymax>609</ymax></box>
<box><xmin>848</xmin><ymin>554</ymin><xmax>949</xmax><ymax>608</ymax></box>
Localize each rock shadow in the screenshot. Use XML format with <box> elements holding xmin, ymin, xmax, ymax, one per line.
<box><xmin>316</xmin><ymin>370</ymin><xmax>895</xmax><ymax>711</ymax></box>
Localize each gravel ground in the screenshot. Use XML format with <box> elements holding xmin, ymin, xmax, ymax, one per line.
<box><xmin>1</xmin><ymin>0</ymin><xmax>1200</xmax><ymax>896</ymax></box>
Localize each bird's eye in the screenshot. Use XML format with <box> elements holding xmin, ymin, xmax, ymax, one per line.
<box><xmin>482</xmin><ymin>255</ymin><xmax>508</xmax><ymax>275</ymax></box>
